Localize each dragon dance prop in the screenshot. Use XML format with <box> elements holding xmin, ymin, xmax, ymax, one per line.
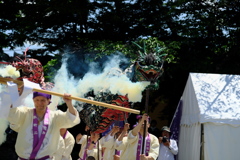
<box><xmin>78</xmin><ymin>91</ymin><xmax>131</xmax><ymax>133</ymax></box>
<box><xmin>0</xmin><ymin>52</ymin><xmax>135</xmax><ymax>134</ymax></box>
<box><xmin>130</xmin><ymin>41</ymin><xmax>167</xmax><ymax>154</ymax></box>
<box><xmin>0</xmin><ymin>39</ymin><xmax>167</xmax><ymax>136</ymax></box>
<box><xmin>0</xmin><ymin>77</ymin><xmax>140</xmax><ymax>115</ymax></box>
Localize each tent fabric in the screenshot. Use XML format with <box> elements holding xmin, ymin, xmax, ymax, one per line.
<box><xmin>175</xmin><ymin>73</ymin><xmax>240</xmax><ymax>160</ymax></box>
<box><xmin>180</xmin><ymin>75</ymin><xmax>200</xmax><ymax>125</ymax></box>
<box><xmin>204</xmin><ymin>122</ymin><xmax>240</xmax><ymax>160</ymax></box>
<box><xmin>178</xmin><ymin>123</ymin><xmax>201</xmax><ymax>160</ymax></box>
<box><xmin>181</xmin><ymin>73</ymin><xmax>240</xmax><ymax>126</ymax></box>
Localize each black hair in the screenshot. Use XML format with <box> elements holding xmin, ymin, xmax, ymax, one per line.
<box><xmin>87</xmin><ymin>156</ymin><xmax>95</xmax><ymax>160</ymax></box>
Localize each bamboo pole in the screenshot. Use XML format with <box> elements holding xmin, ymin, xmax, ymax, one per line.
<box><xmin>0</xmin><ymin>77</ymin><xmax>140</xmax><ymax>114</ymax></box>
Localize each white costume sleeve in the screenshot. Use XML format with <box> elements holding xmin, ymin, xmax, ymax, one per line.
<box><xmin>127</xmin><ymin>130</ymin><xmax>138</xmax><ymax>144</ymax></box>
<box><xmin>102</xmin><ymin>135</ymin><xmax>114</xmax><ymax>149</ymax></box>
<box><xmin>169</xmin><ymin>139</ymin><xmax>178</xmax><ymax>155</ymax></box>
<box><xmin>54</xmin><ymin>108</ymin><xmax>80</xmax><ymax>129</ymax></box>
<box><xmin>105</xmin><ymin>134</ymin><xmax>114</xmax><ymax>142</ymax></box>
<box><xmin>77</xmin><ymin>134</ymin><xmax>87</xmax><ymax>144</ymax></box>
<box><xmin>8</xmin><ymin>107</ymin><xmax>29</xmax><ymax>127</ymax></box>
<box><xmin>115</xmin><ymin>137</ymin><xmax>128</xmax><ymax>151</ymax></box>
<box><xmin>148</xmin><ymin>134</ymin><xmax>160</xmax><ymax>160</ymax></box>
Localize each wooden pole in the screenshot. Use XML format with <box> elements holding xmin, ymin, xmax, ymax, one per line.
<box><xmin>141</xmin><ymin>89</ymin><xmax>149</xmax><ymax>154</ymax></box>
<box><xmin>0</xmin><ymin>77</ymin><xmax>140</xmax><ymax>114</ymax></box>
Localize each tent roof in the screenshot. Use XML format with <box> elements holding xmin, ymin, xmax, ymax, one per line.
<box><xmin>180</xmin><ymin>72</ymin><xmax>240</xmax><ymax>126</ymax></box>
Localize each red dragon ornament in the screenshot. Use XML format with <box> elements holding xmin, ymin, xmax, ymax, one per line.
<box><xmin>0</xmin><ymin>49</ymin><xmax>53</xmax><ymax>89</ymax></box>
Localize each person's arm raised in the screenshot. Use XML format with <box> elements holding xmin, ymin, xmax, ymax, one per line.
<box><xmin>132</xmin><ymin>113</ymin><xmax>148</xmax><ymax>136</ymax></box>
<box><xmin>63</xmin><ymin>93</ymin><xmax>76</xmax><ymax>116</ymax></box>
<box><xmin>117</xmin><ymin>123</ymin><xmax>129</xmax><ymax>141</ymax></box>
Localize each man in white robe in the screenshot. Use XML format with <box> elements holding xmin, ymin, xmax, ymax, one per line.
<box><xmin>76</xmin><ymin>126</ymin><xmax>98</xmax><ymax>160</ymax></box>
<box><xmin>113</xmin><ymin>123</ymin><xmax>129</xmax><ymax>160</ymax></box>
<box><xmin>99</xmin><ymin>126</ymin><xmax>120</xmax><ymax>160</ymax></box>
<box><xmin>8</xmin><ymin>91</ymin><xmax>80</xmax><ymax>160</ymax></box>
<box><xmin>115</xmin><ymin>114</ymin><xmax>159</xmax><ymax>160</ymax></box>
<box><xmin>85</xmin><ymin>132</ymin><xmax>101</xmax><ymax>160</ymax></box>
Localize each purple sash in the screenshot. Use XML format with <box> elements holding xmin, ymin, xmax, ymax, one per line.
<box><xmin>115</xmin><ymin>150</ymin><xmax>120</xmax><ymax>156</ymax></box>
<box><xmin>19</xmin><ymin>155</ymin><xmax>50</xmax><ymax>160</ymax></box>
<box><xmin>30</xmin><ymin>108</ymin><xmax>50</xmax><ymax>159</ymax></box>
<box><xmin>136</xmin><ymin>133</ymin><xmax>151</xmax><ymax>160</ymax></box>
<box><xmin>63</xmin><ymin>131</ymin><xmax>68</xmax><ymax>139</ymax></box>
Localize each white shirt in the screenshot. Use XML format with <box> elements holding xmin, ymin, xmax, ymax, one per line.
<box><xmin>157</xmin><ymin>139</ymin><xmax>178</xmax><ymax>160</ymax></box>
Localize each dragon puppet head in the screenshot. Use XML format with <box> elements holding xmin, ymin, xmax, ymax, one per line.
<box><xmin>0</xmin><ymin>50</ymin><xmax>47</xmax><ymax>88</ymax></box>
<box><xmin>10</xmin><ymin>56</ymin><xmax>45</xmax><ymax>84</ymax></box>
<box><xmin>131</xmin><ymin>41</ymin><xmax>167</xmax><ymax>90</ymax></box>
<box><xmin>79</xmin><ymin>91</ymin><xmax>130</xmax><ymax>134</ymax></box>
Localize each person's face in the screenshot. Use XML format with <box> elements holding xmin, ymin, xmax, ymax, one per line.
<box><xmin>138</xmin><ymin>118</ymin><xmax>150</xmax><ymax>129</ymax></box>
<box><xmin>162</xmin><ymin>130</ymin><xmax>170</xmax><ymax>138</ymax></box>
<box><xmin>115</xmin><ymin>128</ymin><xmax>127</xmax><ymax>137</ymax></box>
<box><xmin>33</xmin><ymin>96</ymin><xmax>50</xmax><ymax>111</ymax></box>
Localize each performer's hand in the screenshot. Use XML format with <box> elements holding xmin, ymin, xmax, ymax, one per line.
<box><xmin>158</xmin><ymin>137</ymin><xmax>163</xmax><ymax>143</ymax></box>
<box><xmin>140</xmin><ymin>113</ymin><xmax>149</xmax><ymax>124</ymax></box>
<box><xmin>140</xmin><ymin>154</ymin><xmax>153</xmax><ymax>160</ymax></box>
<box><xmin>113</xmin><ymin>155</ymin><xmax>120</xmax><ymax>160</ymax></box>
<box><xmin>140</xmin><ymin>154</ymin><xmax>148</xmax><ymax>160</ymax></box>
<box><xmin>163</xmin><ymin>141</ymin><xmax>170</xmax><ymax>147</ymax></box>
<box><xmin>123</xmin><ymin>123</ymin><xmax>130</xmax><ymax>131</ymax></box>
<box><xmin>63</xmin><ymin>93</ymin><xmax>72</xmax><ymax>104</ymax></box>
<box><xmin>76</xmin><ymin>133</ymin><xmax>82</xmax><ymax>142</ymax></box>
<box><xmin>63</xmin><ymin>93</ymin><xmax>76</xmax><ymax>116</ymax></box>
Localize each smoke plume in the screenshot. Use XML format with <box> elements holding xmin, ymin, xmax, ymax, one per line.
<box><xmin>51</xmin><ymin>54</ymin><xmax>150</xmax><ymax>106</ymax></box>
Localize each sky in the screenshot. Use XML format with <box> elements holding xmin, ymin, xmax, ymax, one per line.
<box><xmin>3</xmin><ymin>41</ymin><xmax>47</xmax><ymax>57</ymax></box>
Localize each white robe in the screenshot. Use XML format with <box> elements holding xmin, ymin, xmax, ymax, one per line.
<box><xmin>53</xmin><ymin>136</ymin><xmax>65</xmax><ymax>160</ymax></box>
<box><xmin>100</xmin><ymin>135</ymin><xmax>116</xmax><ymax>160</ymax></box>
<box><xmin>8</xmin><ymin>107</ymin><xmax>80</xmax><ymax>159</ymax></box>
<box><xmin>62</xmin><ymin>131</ymin><xmax>75</xmax><ymax>160</ymax></box>
<box><xmin>76</xmin><ymin>135</ymin><xmax>99</xmax><ymax>159</ymax></box>
<box><xmin>53</xmin><ymin>131</ymin><xmax>75</xmax><ymax>160</ymax></box>
<box><xmin>115</xmin><ymin>130</ymin><xmax>159</xmax><ymax>160</ymax></box>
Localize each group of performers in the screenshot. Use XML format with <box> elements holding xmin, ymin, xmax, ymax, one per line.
<box><xmin>1</xmin><ymin>45</ymin><xmax>171</xmax><ymax>160</ymax></box>
<box><xmin>6</xmin><ymin>88</ymin><xmax>178</xmax><ymax>160</ymax></box>
<box><xmin>74</xmin><ymin>116</ymin><xmax>178</xmax><ymax>160</ymax></box>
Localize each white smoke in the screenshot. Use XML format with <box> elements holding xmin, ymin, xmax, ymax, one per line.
<box><xmin>51</xmin><ymin>54</ymin><xmax>150</xmax><ymax>107</ymax></box>
<box><xmin>0</xmin><ymin>53</ymin><xmax>150</xmax><ymax>145</ymax></box>
<box><xmin>0</xmin><ymin>65</ymin><xmax>20</xmax><ymax>79</ymax></box>
<box><xmin>0</xmin><ymin>65</ymin><xmax>20</xmax><ymax>145</ymax></box>
<box><xmin>0</xmin><ymin>84</ymin><xmax>8</xmax><ymax>145</ymax></box>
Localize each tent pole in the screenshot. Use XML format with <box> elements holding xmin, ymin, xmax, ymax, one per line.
<box><xmin>200</xmin><ymin>124</ymin><xmax>204</xmax><ymax>160</ymax></box>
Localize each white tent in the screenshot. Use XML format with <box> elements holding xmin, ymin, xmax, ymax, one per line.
<box><xmin>176</xmin><ymin>73</ymin><xmax>240</xmax><ymax>160</ymax></box>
